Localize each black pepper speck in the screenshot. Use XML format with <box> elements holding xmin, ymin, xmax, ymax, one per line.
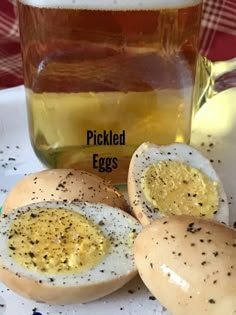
<box><xmin>149</xmin><ymin>296</ymin><xmax>156</xmax><ymax>300</ymax></box>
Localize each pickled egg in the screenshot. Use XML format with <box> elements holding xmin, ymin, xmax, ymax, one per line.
<box><xmin>0</xmin><ymin>201</ymin><xmax>141</xmax><ymax>304</ymax></box>
<box><xmin>128</xmin><ymin>143</ymin><xmax>229</xmax><ymax>225</ymax></box>
<box><xmin>2</xmin><ymin>169</ymin><xmax>128</xmax><ymax>214</ymax></box>
<box><xmin>134</xmin><ymin>215</ymin><xmax>236</xmax><ymax>315</ymax></box>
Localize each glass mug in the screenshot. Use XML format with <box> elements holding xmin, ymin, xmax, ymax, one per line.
<box><xmin>18</xmin><ymin>0</ymin><xmax>203</xmax><ymax>184</ymax></box>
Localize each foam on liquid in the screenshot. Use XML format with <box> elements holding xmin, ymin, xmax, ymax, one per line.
<box><xmin>19</xmin><ymin>0</ymin><xmax>202</xmax><ymax>10</ymax></box>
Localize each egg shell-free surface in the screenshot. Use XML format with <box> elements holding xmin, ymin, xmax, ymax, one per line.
<box><xmin>2</xmin><ymin>169</ymin><xmax>129</xmax><ymax>214</ymax></box>
<box><xmin>128</xmin><ymin>142</ymin><xmax>229</xmax><ymax>225</ymax></box>
<box><xmin>134</xmin><ymin>215</ymin><xmax>236</xmax><ymax>315</ymax></box>
<box><xmin>0</xmin><ymin>201</ymin><xmax>141</xmax><ymax>304</ymax></box>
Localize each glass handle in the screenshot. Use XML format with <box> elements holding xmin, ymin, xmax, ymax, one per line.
<box><xmin>213</xmin><ymin>58</ymin><xmax>236</xmax><ymax>93</ymax></box>
<box><xmin>193</xmin><ymin>55</ymin><xmax>236</xmax><ymax>112</ymax></box>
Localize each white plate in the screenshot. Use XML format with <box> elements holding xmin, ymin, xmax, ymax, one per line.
<box><xmin>0</xmin><ymin>86</ymin><xmax>236</xmax><ymax>315</ymax></box>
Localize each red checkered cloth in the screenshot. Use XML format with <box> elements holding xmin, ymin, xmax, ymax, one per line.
<box><xmin>200</xmin><ymin>0</ymin><xmax>236</xmax><ymax>61</ymax></box>
<box><xmin>0</xmin><ymin>0</ymin><xmax>22</xmax><ymax>88</ymax></box>
<box><xmin>0</xmin><ymin>0</ymin><xmax>236</xmax><ymax>88</ymax></box>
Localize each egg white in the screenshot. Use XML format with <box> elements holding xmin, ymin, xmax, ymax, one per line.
<box><xmin>0</xmin><ymin>201</ymin><xmax>141</xmax><ymax>304</ymax></box>
<box><xmin>128</xmin><ymin>142</ymin><xmax>229</xmax><ymax>225</ymax></box>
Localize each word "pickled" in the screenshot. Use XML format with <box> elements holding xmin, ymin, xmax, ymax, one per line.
<box><xmin>87</xmin><ymin>130</ymin><xmax>126</xmax><ymax>146</ymax></box>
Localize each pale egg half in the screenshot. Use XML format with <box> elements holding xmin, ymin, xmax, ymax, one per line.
<box><xmin>0</xmin><ymin>201</ymin><xmax>141</xmax><ymax>304</ymax></box>
<box><xmin>128</xmin><ymin>143</ymin><xmax>229</xmax><ymax>226</ymax></box>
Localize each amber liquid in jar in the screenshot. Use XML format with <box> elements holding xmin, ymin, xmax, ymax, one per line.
<box><xmin>18</xmin><ymin>0</ymin><xmax>202</xmax><ymax>183</ymax></box>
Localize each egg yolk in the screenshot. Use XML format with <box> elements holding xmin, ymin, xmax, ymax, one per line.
<box><xmin>141</xmin><ymin>161</ymin><xmax>219</xmax><ymax>218</ymax></box>
<box><xmin>7</xmin><ymin>208</ymin><xmax>110</xmax><ymax>274</ymax></box>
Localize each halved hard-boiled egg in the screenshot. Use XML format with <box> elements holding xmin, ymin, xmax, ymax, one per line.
<box><xmin>128</xmin><ymin>143</ymin><xmax>229</xmax><ymax>226</ymax></box>
<box><xmin>2</xmin><ymin>169</ymin><xmax>128</xmax><ymax>214</ymax></box>
<box><xmin>0</xmin><ymin>201</ymin><xmax>141</xmax><ymax>304</ymax></box>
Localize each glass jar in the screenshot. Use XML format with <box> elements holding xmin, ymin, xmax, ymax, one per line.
<box><xmin>18</xmin><ymin>0</ymin><xmax>203</xmax><ymax>183</ymax></box>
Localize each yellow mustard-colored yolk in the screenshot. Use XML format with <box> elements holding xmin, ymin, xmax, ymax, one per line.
<box><xmin>141</xmin><ymin>161</ymin><xmax>219</xmax><ymax>218</ymax></box>
<box><xmin>7</xmin><ymin>208</ymin><xmax>109</xmax><ymax>274</ymax></box>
